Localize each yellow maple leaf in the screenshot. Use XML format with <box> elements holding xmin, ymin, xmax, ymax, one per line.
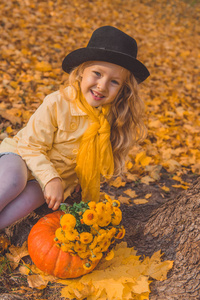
<box><xmin>0</xmin><ymin>236</ymin><xmax>11</xmax><ymax>252</ymax></box>
<box><xmin>35</xmin><ymin>61</ymin><xmax>52</xmax><ymax>72</ymax></box>
<box><xmin>109</xmin><ymin>176</ymin><xmax>126</xmax><ymax>188</ymax></box>
<box><xmin>135</xmin><ymin>152</ymin><xmax>152</xmax><ymax>167</ymax></box>
<box><xmin>126</xmin><ymin>173</ymin><xmax>139</xmax><ymax>182</ymax></box>
<box><xmin>161</xmin><ymin>185</ymin><xmax>170</xmax><ymax>192</ymax></box>
<box><xmin>141</xmin><ymin>176</ymin><xmax>155</xmax><ymax>185</ymax></box>
<box><xmin>10</xmin><ymin>81</ymin><xmax>18</xmax><ymax>89</ymax></box>
<box><xmin>126</xmin><ymin>160</ymin><xmax>134</xmax><ymax>171</ymax></box>
<box><xmin>133</xmin><ymin>199</ymin><xmax>149</xmax><ymax>205</ymax></box>
<box><xmin>5</xmin><ymin>241</ymin><xmax>29</xmax><ymax>269</ymax></box>
<box><xmin>19</xmin><ymin>263</ymin><xmax>31</xmax><ymax>276</ymax></box>
<box><xmin>27</xmin><ymin>274</ymin><xmax>48</xmax><ymax>290</ymax></box>
<box><xmin>145</xmin><ymin>165</ymin><xmax>162</xmax><ymax>181</ymax></box>
<box><xmin>162</xmin><ymin>159</ymin><xmax>181</xmax><ymax>172</ymax></box>
<box><xmin>118</xmin><ymin>195</ymin><xmax>131</xmax><ymax>204</ymax></box>
<box><xmin>59</xmin><ymin>242</ymin><xmax>173</xmax><ymax>300</ymax></box>
<box><xmin>172</xmin><ymin>184</ymin><xmax>189</xmax><ymax>190</ymax></box>
<box><xmin>172</xmin><ymin>175</ymin><xmax>183</xmax><ymax>182</ymax></box>
<box><xmin>143</xmin><ymin>250</ymin><xmax>174</xmax><ymax>281</ymax></box>
<box><xmin>124</xmin><ymin>189</ymin><xmax>137</xmax><ymax>198</ymax></box>
<box><xmin>131</xmin><ymin>275</ymin><xmax>150</xmax><ymax>294</ymax></box>
<box><xmin>6</xmin><ymin>126</ymin><xmax>13</xmax><ymax>133</ymax></box>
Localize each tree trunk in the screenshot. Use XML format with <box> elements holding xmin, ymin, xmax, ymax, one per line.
<box><xmin>122</xmin><ymin>177</ymin><xmax>200</xmax><ymax>299</ymax></box>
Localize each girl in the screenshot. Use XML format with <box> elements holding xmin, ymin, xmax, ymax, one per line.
<box><xmin>0</xmin><ymin>26</ymin><xmax>150</xmax><ymax>229</ymax></box>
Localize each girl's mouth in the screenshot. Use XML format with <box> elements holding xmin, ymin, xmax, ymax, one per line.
<box><xmin>90</xmin><ymin>90</ymin><xmax>105</xmax><ymax>101</ymax></box>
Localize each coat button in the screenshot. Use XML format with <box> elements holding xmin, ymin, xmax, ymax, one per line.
<box><xmin>72</xmin><ymin>148</ymin><xmax>79</xmax><ymax>154</ymax></box>
<box><xmin>70</xmin><ymin>122</ymin><xmax>77</xmax><ymax>130</ymax></box>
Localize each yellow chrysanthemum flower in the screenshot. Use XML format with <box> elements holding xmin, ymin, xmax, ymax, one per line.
<box><xmin>90</xmin><ymin>224</ymin><xmax>100</xmax><ymax>235</ymax></box>
<box><xmin>104</xmin><ymin>194</ymin><xmax>113</xmax><ymax>203</ymax></box>
<box><xmin>97</xmin><ymin>212</ymin><xmax>111</xmax><ymax>227</ymax></box>
<box><xmin>83</xmin><ymin>262</ymin><xmax>94</xmax><ymax>270</ymax></box>
<box><xmin>92</xmin><ymin>245</ymin><xmax>102</xmax><ymax>255</ymax></box>
<box><xmin>78</xmin><ymin>250</ymin><xmax>91</xmax><ymax>259</ymax></box>
<box><xmin>96</xmin><ymin>202</ymin><xmax>106</xmax><ymax>215</ymax></box>
<box><xmin>60</xmin><ymin>213</ymin><xmax>76</xmax><ymax>229</ymax></box>
<box><xmin>107</xmin><ymin>227</ymin><xmax>117</xmax><ymax>239</ymax></box>
<box><xmin>105</xmin><ymin>201</ymin><xmax>113</xmax><ymax>214</ymax></box>
<box><xmin>89</xmin><ymin>236</ymin><xmax>98</xmax><ymax>250</ymax></box>
<box><xmin>115</xmin><ymin>226</ymin><xmax>126</xmax><ymax>239</ymax></box>
<box><xmin>97</xmin><ymin>233</ymin><xmax>106</xmax><ymax>243</ymax></box>
<box><xmin>88</xmin><ymin>201</ymin><xmax>96</xmax><ymax>210</ymax></box>
<box><xmin>111</xmin><ymin>215</ymin><xmax>121</xmax><ymax>226</ymax></box>
<box><xmin>100</xmin><ymin>238</ymin><xmax>111</xmax><ymax>252</ymax></box>
<box><xmin>99</xmin><ymin>229</ymin><xmax>107</xmax><ymax>234</ymax></box>
<box><xmin>79</xmin><ymin>232</ymin><xmax>93</xmax><ymax>244</ymax></box>
<box><xmin>112</xmin><ymin>200</ymin><xmax>121</xmax><ymax>207</ymax></box>
<box><xmin>105</xmin><ymin>249</ymin><xmax>114</xmax><ymax>260</ymax></box>
<box><xmin>111</xmin><ymin>207</ymin><xmax>122</xmax><ymax>225</ymax></box>
<box><xmin>90</xmin><ymin>252</ymin><xmax>103</xmax><ymax>261</ymax></box>
<box><xmin>82</xmin><ymin>209</ymin><xmax>98</xmax><ymax>225</ymax></box>
<box><xmin>64</xmin><ymin>228</ymin><xmax>79</xmax><ymax>241</ymax></box>
<box><xmin>73</xmin><ymin>241</ymin><xmax>87</xmax><ymax>253</ymax></box>
<box><xmin>61</xmin><ymin>243</ymin><xmax>73</xmax><ymax>252</ymax></box>
<box><xmin>55</xmin><ymin>228</ymin><xmax>65</xmax><ymax>243</ymax></box>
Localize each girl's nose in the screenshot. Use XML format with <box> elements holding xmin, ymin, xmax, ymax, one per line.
<box><xmin>97</xmin><ymin>79</ymin><xmax>107</xmax><ymax>91</ymax></box>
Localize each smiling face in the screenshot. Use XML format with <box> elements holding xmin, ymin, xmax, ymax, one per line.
<box><xmin>80</xmin><ymin>61</ymin><xmax>128</xmax><ymax>107</ymax></box>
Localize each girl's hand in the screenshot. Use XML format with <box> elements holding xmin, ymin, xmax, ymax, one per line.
<box><xmin>44</xmin><ymin>178</ymin><xmax>64</xmax><ymax>210</ymax></box>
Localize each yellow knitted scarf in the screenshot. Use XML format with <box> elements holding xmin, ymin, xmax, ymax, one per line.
<box><xmin>75</xmin><ymin>87</ymin><xmax>114</xmax><ymax>202</ymax></box>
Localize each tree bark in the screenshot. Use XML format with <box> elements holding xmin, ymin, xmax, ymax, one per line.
<box><xmin>122</xmin><ymin>177</ymin><xmax>200</xmax><ymax>299</ymax></box>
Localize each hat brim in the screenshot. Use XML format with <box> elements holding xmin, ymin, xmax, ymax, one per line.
<box><xmin>62</xmin><ymin>48</ymin><xmax>150</xmax><ymax>83</ymax></box>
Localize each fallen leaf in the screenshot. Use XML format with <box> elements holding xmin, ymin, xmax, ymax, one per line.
<box><xmin>118</xmin><ymin>196</ymin><xmax>131</xmax><ymax>205</ymax></box>
<box><xmin>109</xmin><ymin>177</ymin><xmax>126</xmax><ymax>188</ymax></box>
<box><xmin>162</xmin><ymin>159</ymin><xmax>181</xmax><ymax>172</ymax></box>
<box><xmin>161</xmin><ymin>186</ymin><xmax>170</xmax><ymax>192</ymax></box>
<box><xmin>133</xmin><ymin>199</ymin><xmax>149</xmax><ymax>205</ymax></box>
<box><xmin>143</xmin><ymin>250</ymin><xmax>174</xmax><ymax>281</ymax></box>
<box><xmin>0</xmin><ymin>110</ymin><xmax>22</xmax><ymax>125</ymax></box>
<box><xmin>27</xmin><ymin>274</ymin><xmax>49</xmax><ymax>290</ymax></box>
<box><xmin>0</xmin><ymin>236</ymin><xmax>11</xmax><ymax>252</ymax></box>
<box><xmin>35</xmin><ymin>61</ymin><xmax>52</xmax><ymax>72</ymax></box>
<box><xmin>141</xmin><ymin>176</ymin><xmax>155</xmax><ymax>185</ymax></box>
<box><xmin>123</xmin><ymin>189</ymin><xmax>137</xmax><ymax>198</ymax></box>
<box><xmin>126</xmin><ymin>173</ymin><xmax>139</xmax><ymax>182</ymax></box>
<box><xmin>145</xmin><ymin>165</ymin><xmax>162</xmax><ymax>181</ymax></box>
<box><xmin>5</xmin><ymin>126</ymin><xmax>13</xmax><ymax>133</ymax></box>
<box><xmin>172</xmin><ymin>184</ymin><xmax>189</xmax><ymax>190</ymax></box>
<box><xmin>59</xmin><ymin>242</ymin><xmax>173</xmax><ymax>300</ymax></box>
<box><xmin>19</xmin><ymin>264</ymin><xmax>31</xmax><ymax>275</ymax></box>
<box><xmin>145</xmin><ymin>193</ymin><xmax>152</xmax><ymax>199</ymax></box>
<box><xmin>6</xmin><ymin>242</ymin><xmax>29</xmax><ymax>269</ymax></box>
<box><xmin>135</xmin><ymin>152</ymin><xmax>152</xmax><ymax>167</ymax></box>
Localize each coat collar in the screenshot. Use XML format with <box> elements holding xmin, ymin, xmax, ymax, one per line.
<box><xmin>64</xmin><ymin>86</ymin><xmax>87</xmax><ymax>116</ymax></box>
<box><xmin>70</xmin><ymin>101</ymin><xmax>87</xmax><ymax>116</ymax></box>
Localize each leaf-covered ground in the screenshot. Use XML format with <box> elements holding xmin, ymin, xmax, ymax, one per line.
<box><xmin>0</xmin><ymin>0</ymin><xmax>200</xmax><ymax>299</ymax></box>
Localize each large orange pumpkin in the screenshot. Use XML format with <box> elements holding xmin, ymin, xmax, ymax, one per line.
<box><xmin>28</xmin><ymin>211</ymin><xmax>100</xmax><ymax>278</ymax></box>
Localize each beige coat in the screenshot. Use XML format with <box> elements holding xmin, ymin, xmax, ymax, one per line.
<box><xmin>0</xmin><ymin>89</ymin><xmax>91</xmax><ymax>199</ymax></box>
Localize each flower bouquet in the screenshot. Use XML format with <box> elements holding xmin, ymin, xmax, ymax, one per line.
<box><xmin>28</xmin><ymin>195</ymin><xmax>125</xmax><ymax>278</ymax></box>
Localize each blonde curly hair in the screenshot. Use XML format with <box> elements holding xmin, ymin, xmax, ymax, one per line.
<box><xmin>61</xmin><ymin>61</ymin><xmax>147</xmax><ymax>175</ymax></box>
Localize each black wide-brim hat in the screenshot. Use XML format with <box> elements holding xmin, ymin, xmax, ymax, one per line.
<box><xmin>62</xmin><ymin>26</ymin><xmax>150</xmax><ymax>83</ymax></box>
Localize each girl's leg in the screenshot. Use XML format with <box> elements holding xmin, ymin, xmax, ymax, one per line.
<box><xmin>0</xmin><ymin>180</ymin><xmax>45</xmax><ymax>229</ymax></box>
<box><xmin>0</xmin><ymin>154</ymin><xmax>28</xmax><ymax>211</ymax></box>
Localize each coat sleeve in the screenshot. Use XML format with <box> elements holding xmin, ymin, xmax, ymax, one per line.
<box><xmin>17</xmin><ymin>93</ymin><xmax>62</xmax><ymax>190</ymax></box>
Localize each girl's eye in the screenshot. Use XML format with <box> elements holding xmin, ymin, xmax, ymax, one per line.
<box><xmin>93</xmin><ymin>71</ymin><xmax>101</xmax><ymax>77</ymax></box>
<box><xmin>111</xmin><ymin>80</ymin><xmax>119</xmax><ymax>85</ymax></box>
